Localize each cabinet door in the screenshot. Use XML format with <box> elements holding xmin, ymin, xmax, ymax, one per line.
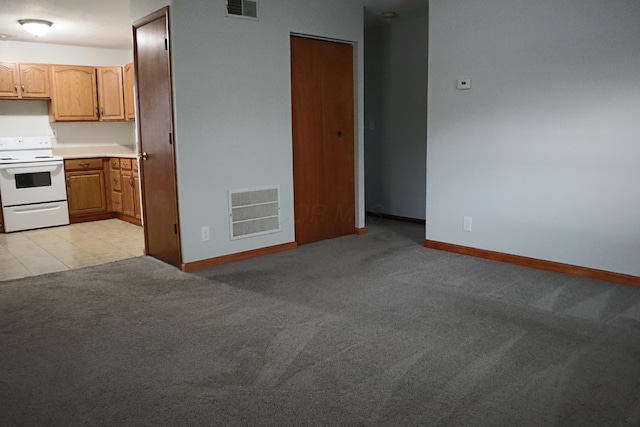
<box><xmin>112</xmin><ymin>191</ymin><xmax>123</xmax><ymax>213</ymax></box>
<box><xmin>110</xmin><ymin>169</ymin><xmax>122</xmax><ymax>192</ymax></box>
<box><xmin>97</xmin><ymin>66</ymin><xmax>125</xmax><ymax>121</ymax></box>
<box><xmin>133</xmin><ymin>173</ymin><xmax>141</xmax><ymax>219</ymax></box>
<box><xmin>0</xmin><ymin>62</ymin><xmax>20</xmax><ymax>98</ymax></box>
<box><xmin>66</xmin><ymin>171</ymin><xmax>107</xmax><ymax>215</ymax></box>
<box><xmin>51</xmin><ymin>65</ymin><xmax>99</xmax><ymax>121</ymax></box>
<box><xmin>124</xmin><ymin>63</ymin><xmax>135</xmax><ymax>120</ymax></box>
<box><xmin>121</xmin><ymin>170</ymin><xmax>135</xmax><ymax>217</ymax></box>
<box><xmin>19</xmin><ymin>63</ymin><xmax>50</xmax><ymax>98</ymax></box>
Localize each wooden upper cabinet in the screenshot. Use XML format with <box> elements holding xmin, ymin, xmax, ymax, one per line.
<box><xmin>50</xmin><ymin>65</ymin><xmax>99</xmax><ymax>121</ymax></box>
<box><xmin>0</xmin><ymin>63</ymin><xmax>51</xmax><ymax>99</ymax></box>
<box><xmin>97</xmin><ymin>66</ymin><xmax>125</xmax><ymax>121</ymax></box>
<box><xmin>0</xmin><ymin>63</ymin><xmax>21</xmax><ymax>98</ymax></box>
<box><xmin>19</xmin><ymin>63</ymin><xmax>50</xmax><ymax>98</ymax></box>
<box><xmin>123</xmin><ymin>63</ymin><xmax>135</xmax><ymax>120</ymax></box>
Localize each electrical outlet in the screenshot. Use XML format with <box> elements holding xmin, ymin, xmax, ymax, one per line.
<box><xmin>463</xmin><ymin>216</ymin><xmax>472</xmax><ymax>232</ymax></box>
<box><xmin>457</xmin><ymin>79</ymin><xmax>471</xmax><ymax>90</ymax></box>
<box><xmin>201</xmin><ymin>226</ymin><xmax>210</xmax><ymax>241</ymax></box>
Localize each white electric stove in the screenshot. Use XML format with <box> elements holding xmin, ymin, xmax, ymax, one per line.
<box><xmin>0</xmin><ymin>136</ymin><xmax>69</xmax><ymax>232</ymax></box>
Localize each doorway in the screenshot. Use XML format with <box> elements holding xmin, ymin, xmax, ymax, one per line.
<box><xmin>133</xmin><ymin>7</ymin><xmax>182</xmax><ymax>267</ymax></box>
<box><xmin>291</xmin><ymin>35</ymin><xmax>356</xmax><ymax>245</ymax></box>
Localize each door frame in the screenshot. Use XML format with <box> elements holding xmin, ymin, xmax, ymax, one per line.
<box><xmin>290</xmin><ymin>33</ymin><xmax>364</xmax><ymax>239</ymax></box>
<box><xmin>133</xmin><ymin>6</ymin><xmax>183</xmax><ymax>267</ymax></box>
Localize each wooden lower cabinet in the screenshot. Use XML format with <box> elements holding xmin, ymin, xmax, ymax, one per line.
<box><xmin>121</xmin><ymin>169</ymin><xmax>135</xmax><ymax>217</ymax></box>
<box><xmin>64</xmin><ymin>157</ymin><xmax>141</xmax><ymax>225</ymax></box>
<box><xmin>133</xmin><ymin>174</ymin><xmax>141</xmax><ymax>219</ymax></box>
<box><xmin>110</xmin><ymin>157</ymin><xmax>142</xmax><ymax>225</ymax></box>
<box><xmin>65</xmin><ymin>158</ymin><xmax>113</xmax><ymax>223</ymax></box>
<box><xmin>66</xmin><ymin>170</ymin><xmax>107</xmax><ymax>214</ymax></box>
<box><xmin>110</xmin><ymin>165</ymin><xmax>123</xmax><ymax>213</ymax></box>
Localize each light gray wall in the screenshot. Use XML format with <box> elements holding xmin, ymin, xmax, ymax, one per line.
<box><xmin>427</xmin><ymin>0</ymin><xmax>640</xmax><ymax>276</ymax></box>
<box><xmin>365</xmin><ymin>16</ymin><xmax>428</xmax><ymax>220</ymax></box>
<box><xmin>170</xmin><ymin>0</ymin><xmax>365</xmax><ymax>263</ymax></box>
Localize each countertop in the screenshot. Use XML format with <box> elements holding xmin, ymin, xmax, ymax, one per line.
<box><xmin>53</xmin><ymin>145</ymin><xmax>138</xmax><ymax>159</ymax></box>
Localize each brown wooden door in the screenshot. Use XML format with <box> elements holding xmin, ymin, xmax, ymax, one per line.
<box><xmin>291</xmin><ymin>36</ymin><xmax>355</xmax><ymax>244</ymax></box>
<box><xmin>133</xmin><ymin>7</ymin><xmax>181</xmax><ymax>267</ymax></box>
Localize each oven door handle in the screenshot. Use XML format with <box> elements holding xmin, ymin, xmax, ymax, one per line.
<box><xmin>0</xmin><ymin>164</ymin><xmax>61</xmax><ymax>175</ymax></box>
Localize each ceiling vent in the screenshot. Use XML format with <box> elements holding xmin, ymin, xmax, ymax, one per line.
<box><xmin>227</xmin><ymin>0</ymin><xmax>258</xmax><ymax>19</ymax></box>
<box><xmin>229</xmin><ymin>186</ymin><xmax>280</xmax><ymax>239</ymax></box>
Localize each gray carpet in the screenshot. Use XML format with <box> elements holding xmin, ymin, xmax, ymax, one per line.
<box><xmin>2</xmin><ymin>218</ymin><xmax>640</xmax><ymax>426</ymax></box>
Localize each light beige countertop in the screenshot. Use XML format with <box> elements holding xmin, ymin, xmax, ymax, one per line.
<box><xmin>53</xmin><ymin>145</ymin><xmax>138</xmax><ymax>159</ymax></box>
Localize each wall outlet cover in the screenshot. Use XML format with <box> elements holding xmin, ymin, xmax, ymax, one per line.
<box><xmin>463</xmin><ymin>216</ymin><xmax>472</xmax><ymax>232</ymax></box>
<box><xmin>201</xmin><ymin>226</ymin><xmax>210</xmax><ymax>241</ymax></box>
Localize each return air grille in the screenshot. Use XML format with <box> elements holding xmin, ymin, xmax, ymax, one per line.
<box><xmin>229</xmin><ymin>186</ymin><xmax>279</xmax><ymax>239</ymax></box>
<box><xmin>226</xmin><ymin>0</ymin><xmax>258</xmax><ymax>19</ymax></box>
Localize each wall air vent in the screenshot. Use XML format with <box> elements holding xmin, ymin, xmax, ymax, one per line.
<box><xmin>229</xmin><ymin>186</ymin><xmax>279</xmax><ymax>239</ymax></box>
<box><xmin>226</xmin><ymin>0</ymin><xmax>258</xmax><ymax>19</ymax></box>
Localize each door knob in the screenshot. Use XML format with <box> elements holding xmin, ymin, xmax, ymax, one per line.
<box><xmin>337</xmin><ymin>131</ymin><xmax>343</xmax><ymax>137</ymax></box>
<box><xmin>138</xmin><ymin>152</ymin><xmax>148</xmax><ymax>160</ymax></box>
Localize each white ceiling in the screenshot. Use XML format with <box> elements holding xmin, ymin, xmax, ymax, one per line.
<box><xmin>0</xmin><ymin>0</ymin><xmax>428</xmax><ymax>50</ymax></box>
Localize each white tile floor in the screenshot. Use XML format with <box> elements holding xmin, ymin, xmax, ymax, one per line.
<box><xmin>0</xmin><ymin>219</ymin><xmax>145</xmax><ymax>281</ymax></box>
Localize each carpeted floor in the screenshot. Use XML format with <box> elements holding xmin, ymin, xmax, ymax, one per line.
<box><xmin>2</xmin><ymin>218</ymin><xmax>640</xmax><ymax>426</ymax></box>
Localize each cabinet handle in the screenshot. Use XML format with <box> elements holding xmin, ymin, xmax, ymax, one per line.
<box><xmin>14</xmin><ymin>84</ymin><xmax>18</xmax><ymax>92</ymax></box>
<box><xmin>21</xmin><ymin>84</ymin><xmax>25</xmax><ymax>93</ymax></box>
<box><xmin>100</xmin><ymin>107</ymin><xmax>104</xmax><ymax>116</ymax></box>
<box><xmin>79</xmin><ymin>162</ymin><xmax>90</xmax><ymax>168</ymax></box>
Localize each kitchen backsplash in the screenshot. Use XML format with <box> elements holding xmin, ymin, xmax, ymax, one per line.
<box><xmin>0</xmin><ymin>100</ymin><xmax>135</xmax><ymax>148</ymax></box>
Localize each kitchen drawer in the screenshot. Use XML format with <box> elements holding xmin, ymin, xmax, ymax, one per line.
<box><xmin>65</xmin><ymin>158</ymin><xmax>104</xmax><ymax>171</ymax></box>
<box><xmin>110</xmin><ymin>170</ymin><xmax>122</xmax><ymax>191</ymax></box>
<box><xmin>110</xmin><ymin>158</ymin><xmax>120</xmax><ymax>169</ymax></box>
<box><xmin>111</xmin><ymin>191</ymin><xmax>123</xmax><ymax>213</ymax></box>
<box><xmin>120</xmin><ymin>158</ymin><xmax>132</xmax><ymax>170</ymax></box>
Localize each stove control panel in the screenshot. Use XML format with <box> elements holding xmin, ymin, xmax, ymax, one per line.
<box><xmin>0</xmin><ymin>136</ymin><xmax>52</xmax><ymax>152</ymax></box>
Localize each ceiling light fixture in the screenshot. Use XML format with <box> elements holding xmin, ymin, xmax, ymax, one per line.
<box><xmin>18</xmin><ymin>19</ymin><xmax>53</xmax><ymax>37</ymax></box>
<box><xmin>382</xmin><ymin>11</ymin><xmax>397</xmax><ymax>19</ymax></box>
